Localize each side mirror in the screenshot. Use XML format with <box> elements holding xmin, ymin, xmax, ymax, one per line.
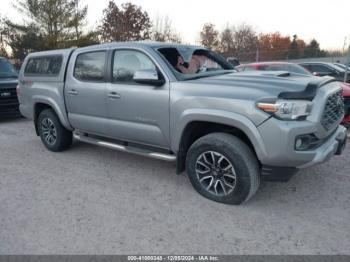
<box><xmin>313</xmin><ymin>72</ymin><xmax>320</xmax><ymax>76</ymax></box>
<box><xmin>133</xmin><ymin>69</ymin><xmax>165</xmax><ymax>87</ymax></box>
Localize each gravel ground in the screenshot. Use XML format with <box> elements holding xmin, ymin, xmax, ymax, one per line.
<box><xmin>0</xmin><ymin>118</ymin><xmax>349</xmax><ymax>255</ymax></box>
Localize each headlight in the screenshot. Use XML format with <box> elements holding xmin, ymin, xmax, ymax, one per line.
<box><xmin>257</xmin><ymin>99</ymin><xmax>313</xmax><ymax>120</ymax></box>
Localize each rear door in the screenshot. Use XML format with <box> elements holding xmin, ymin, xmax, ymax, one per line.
<box><xmin>65</xmin><ymin>50</ymin><xmax>108</xmax><ymax>135</ymax></box>
<box><xmin>105</xmin><ymin>48</ymin><xmax>170</xmax><ymax>148</ymax></box>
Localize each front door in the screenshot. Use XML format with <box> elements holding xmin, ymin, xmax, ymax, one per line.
<box><xmin>105</xmin><ymin>49</ymin><xmax>170</xmax><ymax>149</ymax></box>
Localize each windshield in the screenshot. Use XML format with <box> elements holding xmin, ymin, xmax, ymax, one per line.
<box><xmin>334</xmin><ymin>63</ymin><xmax>350</xmax><ymax>71</ymax></box>
<box><xmin>288</xmin><ymin>64</ymin><xmax>313</xmax><ymax>75</ymax></box>
<box><xmin>0</xmin><ymin>58</ymin><xmax>18</xmax><ymax>77</ymax></box>
<box><xmin>335</xmin><ymin>63</ymin><xmax>346</xmax><ymax>69</ymax></box>
<box><xmin>330</xmin><ymin>64</ymin><xmax>346</xmax><ymax>73</ymax></box>
<box><xmin>156</xmin><ymin>46</ymin><xmax>234</xmax><ymax>80</ymax></box>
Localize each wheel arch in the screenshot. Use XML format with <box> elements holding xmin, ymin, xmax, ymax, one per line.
<box><xmin>173</xmin><ymin>110</ymin><xmax>267</xmax><ymax>174</ymax></box>
<box><xmin>33</xmin><ymin>96</ymin><xmax>72</xmax><ymax>136</ymax></box>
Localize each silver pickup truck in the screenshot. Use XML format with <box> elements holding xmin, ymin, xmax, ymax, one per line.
<box><xmin>18</xmin><ymin>42</ymin><xmax>347</xmax><ymax>204</ymax></box>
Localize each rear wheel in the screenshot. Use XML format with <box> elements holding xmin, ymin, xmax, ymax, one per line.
<box><xmin>37</xmin><ymin>109</ymin><xmax>72</xmax><ymax>152</ymax></box>
<box><xmin>186</xmin><ymin>133</ymin><xmax>260</xmax><ymax>205</ymax></box>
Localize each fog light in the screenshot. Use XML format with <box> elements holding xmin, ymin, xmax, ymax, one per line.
<box><xmin>295</xmin><ymin>138</ymin><xmax>303</xmax><ymax>149</ymax></box>
<box><xmin>295</xmin><ymin>134</ymin><xmax>320</xmax><ymax>151</ymax></box>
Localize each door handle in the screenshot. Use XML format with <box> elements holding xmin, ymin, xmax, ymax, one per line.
<box><xmin>108</xmin><ymin>92</ymin><xmax>121</xmax><ymax>99</ymax></box>
<box><xmin>68</xmin><ymin>89</ymin><xmax>78</xmax><ymax>95</ymax></box>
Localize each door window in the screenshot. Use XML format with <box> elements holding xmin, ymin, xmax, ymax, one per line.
<box><xmin>311</xmin><ymin>65</ymin><xmax>332</xmax><ymax>73</ymax></box>
<box><xmin>112</xmin><ymin>50</ymin><xmax>157</xmax><ymax>83</ymax></box>
<box><xmin>74</xmin><ymin>51</ymin><xmax>106</xmax><ymax>82</ymax></box>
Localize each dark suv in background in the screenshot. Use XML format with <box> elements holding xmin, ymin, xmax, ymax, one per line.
<box><xmin>0</xmin><ymin>57</ymin><xmax>20</xmax><ymax>118</ymax></box>
<box><xmin>299</xmin><ymin>62</ymin><xmax>350</xmax><ymax>83</ymax></box>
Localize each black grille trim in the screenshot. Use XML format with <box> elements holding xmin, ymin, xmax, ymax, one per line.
<box><xmin>0</xmin><ymin>87</ymin><xmax>19</xmax><ymax>114</ymax></box>
<box><xmin>344</xmin><ymin>97</ymin><xmax>350</xmax><ymax>117</ymax></box>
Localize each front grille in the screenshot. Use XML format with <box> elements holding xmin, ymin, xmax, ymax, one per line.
<box><xmin>344</xmin><ymin>97</ymin><xmax>350</xmax><ymax>116</ymax></box>
<box><xmin>0</xmin><ymin>88</ymin><xmax>19</xmax><ymax>114</ymax></box>
<box><xmin>321</xmin><ymin>89</ymin><xmax>344</xmax><ymax>131</ymax></box>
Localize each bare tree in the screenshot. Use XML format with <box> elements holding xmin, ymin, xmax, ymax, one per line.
<box><xmin>220</xmin><ymin>25</ymin><xmax>235</xmax><ymax>55</ymax></box>
<box><xmin>68</xmin><ymin>0</ymin><xmax>87</xmax><ymax>41</ymax></box>
<box><xmin>232</xmin><ymin>23</ymin><xmax>258</xmax><ymax>60</ymax></box>
<box><xmin>258</xmin><ymin>32</ymin><xmax>291</xmax><ymax>60</ymax></box>
<box><xmin>199</xmin><ymin>23</ymin><xmax>219</xmax><ymax>50</ymax></box>
<box><xmin>219</xmin><ymin>23</ymin><xmax>258</xmax><ymax>61</ymax></box>
<box><xmin>0</xmin><ymin>17</ymin><xmax>8</xmax><ymax>57</ymax></box>
<box><xmin>151</xmin><ymin>15</ymin><xmax>181</xmax><ymax>43</ymax></box>
<box><xmin>66</xmin><ymin>0</ymin><xmax>99</xmax><ymax>47</ymax></box>
<box><xmin>100</xmin><ymin>1</ymin><xmax>151</xmax><ymax>42</ymax></box>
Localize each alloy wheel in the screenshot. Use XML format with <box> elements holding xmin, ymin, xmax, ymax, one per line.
<box><xmin>195</xmin><ymin>151</ymin><xmax>237</xmax><ymax>196</ymax></box>
<box><xmin>41</xmin><ymin>118</ymin><xmax>57</xmax><ymax>146</ymax></box>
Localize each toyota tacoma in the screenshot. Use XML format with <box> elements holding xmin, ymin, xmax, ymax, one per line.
<box><xmin>18</xmin><ymin>42</ymin><xmax>347</xmax><ymax>204</ymax></box>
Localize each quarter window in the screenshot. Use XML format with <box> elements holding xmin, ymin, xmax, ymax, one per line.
<box><xmin>74</xmin><ymin>51</ymin><xmax>106</xmax><ymax>82</ymax></box>
<box><xmin>311</xmin><ymin>65</ymin><xmax>332</xmax><ymax>73</ymax></box>
<box><xmin>113</xmin><ymin>50</ymin><xmax>157</xmax><ymax>83</ymax></box>
<box><xmin>24</xmin><ymin>56</ymin><xmax>63</xmax><ymax>76</ymax></box>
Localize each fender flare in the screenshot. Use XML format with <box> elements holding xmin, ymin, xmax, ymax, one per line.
<box><xmin>32</xmin><ymin>95</ymin><xmax>73</xmax><ymax>131</ymax></box>
<box><xmin>172</xmin><ymin>109</ymin><xmax>268</xmax><ymax>161</ymax></box>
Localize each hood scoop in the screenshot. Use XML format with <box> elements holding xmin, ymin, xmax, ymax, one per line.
<box><xmin>279</xmin><ymin>77</ymin><xmax>335</xmax><ymax>101</ymax></box>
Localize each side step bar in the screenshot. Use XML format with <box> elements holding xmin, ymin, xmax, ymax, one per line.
<box><xmin>73</xmin><ymin>133</ymin><xmax>176</xmax><ymax>162</ymax></box>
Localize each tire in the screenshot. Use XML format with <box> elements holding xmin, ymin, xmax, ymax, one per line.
<box><xmin>37</xmin><ymin>109</ymin><xmax>72</xmax><ymax>152</ymax></box>
<box><xmin>186</xmin><ymin>132</ymin><xmax>260</xmax><ymax>205</ymax></box>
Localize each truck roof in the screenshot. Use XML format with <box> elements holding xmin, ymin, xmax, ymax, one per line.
<box><xmin>24</xmin><ymin>48</ymin><xmax>75</xmax><ymax>58</ymax></box>
<box><xmin>25</xmin><ymin>41</ymin><xmax>205</xmax><ymax>58</ymax></box>
<box><xmin>78</xmin><ymin>41</ymin><xmax>203</xmax><ymax>50</ymax></box>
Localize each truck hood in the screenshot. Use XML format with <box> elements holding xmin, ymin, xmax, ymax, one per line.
<box><xmin>0</xmin><ymin>78</ymin><xmax>18</xmax><ymax>89</ymax></box>
<box><xmin>190</xmin><ymin>71</ymin><xmax>319</xmax><ymax>99</ymax></box>
<box><xmin>171</xmin><ymin>71</ymin><xmax>338</xmax><ymax>127</ymax></box>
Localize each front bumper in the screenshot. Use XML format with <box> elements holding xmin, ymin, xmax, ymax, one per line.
<box><xmin>260</xmin><ymin>126</ymin><xmax>347</xmax><ymax>182</ymax></box>
<box><xmin>298</xmin><ymin>125</ymin><xmax>346</xmax><ymax>168</ymax></box>
<box><xmin>257</xmin><ymin>118</ymin><xmax>347</xmax><ymax>169</ymax></box>
<box><xmin>0</xmin><ymin>87</ymin><xmax>20</xmax><ymax>118</ymax></box>
<box><xmin>0</xmin><ymin>101</ymin><xmax>20</xmax><ymax>118</ymax></box>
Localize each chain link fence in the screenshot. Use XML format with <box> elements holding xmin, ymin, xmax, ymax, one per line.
<box><xmin>223</xmin><ymin>47</ymin><xmax>350</xmax><ymax>66</ymax></box>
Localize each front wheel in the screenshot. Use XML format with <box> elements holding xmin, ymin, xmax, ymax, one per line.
<box><xmin>186</xmin><ymin>133</ymin><xmax>260</xmax><ymax>205</ymax></box>
<box><xmin>37</xmin><ymin>109</ymin><xmax>72</xmax><ymax>152</ymax></box>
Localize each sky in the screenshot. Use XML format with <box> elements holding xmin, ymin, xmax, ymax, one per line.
<box><xmin>1</xmin><ymin>0</ymin><xmax>349</xmax><ymax>50</ymax></box>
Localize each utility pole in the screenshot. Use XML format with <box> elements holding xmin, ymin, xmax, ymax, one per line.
<box><xmin>345</xmin><ymin>45</ymin><xmax>350</xmax><ymax>83</ymax></box>
<box><xmin>254</xmin><ymin>36</ymin><xmax>260</xmax><ymax>62</ymax></box>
